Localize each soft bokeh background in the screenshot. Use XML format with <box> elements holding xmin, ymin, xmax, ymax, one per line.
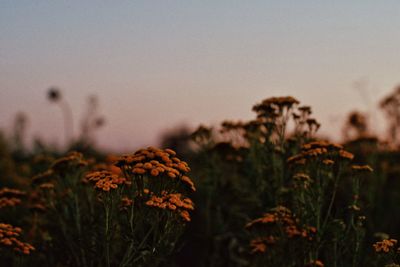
<box><xmin>1</xmin><ymin>1</ymin><xmax>400</xmax><ymax>151</ymax></box>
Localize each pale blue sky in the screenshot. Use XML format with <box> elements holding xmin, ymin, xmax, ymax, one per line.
<box><xmin>1</xmin><ymin>1</ymin><xmax>400</xmax><ymax>150</ymax></box>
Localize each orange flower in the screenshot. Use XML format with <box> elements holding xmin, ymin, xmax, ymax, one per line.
<box><xmin>115</xmin><ymin>147</ymin><xmax>196</xmax><ymax>192</ymax></box>
<box><xmin>352</xmin><ymin>164</ymin><xmax>373</xmax><ymax>172</ymax></box>
<box><xmin>373</xmin><ymin>239</ymin><xmax>398</xmax><ymax>253</ymax></box>
<box><xmin>86</xmin><ymin>171</ymin><xmax>129</xmax><ymax>192</ymax></box>
<box><xmin>0</xmin><ymin>223</ymin><xmax>35</xmax><ymax>255</ymax></box>
<box><xmin>145</xmin><ymin>192</ymin><xmax>194</xmax><ymax>222</ymax></box>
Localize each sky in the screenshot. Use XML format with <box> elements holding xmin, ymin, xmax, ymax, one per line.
<box><xmin>1</xmin><ymin>1</ymin><xmax>400</xmax><ymax>151</ymax></box>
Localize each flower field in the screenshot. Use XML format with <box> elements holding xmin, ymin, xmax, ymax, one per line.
<box><xmin>2</xmin><ymin>89</ymin><xmax>400</xmax><ymax>266</ymax></box>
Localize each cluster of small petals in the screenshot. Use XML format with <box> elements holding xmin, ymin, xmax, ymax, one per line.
<box><xmin>0</xmin><ymin>223</ymin><xmax>35</xmax><ymax>255</ymax></box>
<box><xmin>0</xmin><ymin>197</ymin><xmax>22</xmax><ymax>209</ymax></box>
<box><xmin>0</xmin><ymin>188</ymin><xmax>26</xmax><ymax>198</ymax></box>
<box><xmin>145</xmin><ymin>191</ymin><xmax>194</xmax><ymax>222</ymax></box>
<box><xmin>352</xmin><ymin>164</ymin><xmax>373</xmax><ymax>172</ymax></box>
<box><xmin>120</xmin><ymin>197</ymin><xmax>133</xmax><ymax>210</ymax></box>
<box><xmin>293</xmin><ymin>173</ymin><xmax>313</xmax><ymax>189</ymax></box>
<box><xmin>39</xmin><ymin>183</ymin><xmax>55</xmax><ymax>190</ymax></box>
<box><xmin>298</xmin><ymin>105</ymin><xmax>312</xmax><ymax>114</ymax></box>
<box><xmin>252</xmin><ymin>96</ymin><xmax>299</xmax><ymax>119</ymax></box>
<box><xmin>288</xmin><ymin>141</ymin><xmax>354</xmax><ymax>165</ymax></box>
<box><xmin>32</xmin><ymin>169</ymin><xmax>54</xmax><ymax>185</ymax></box>
<box><xmin>293</xmin><ymin>173</ymin><xmax>311</xmax><ymax>182</ymax></box>
<box><xmin>302</xmin><ymin>141</ymin><xmax>343</xmax><ymax>151</ymax></box>
<box><xmin>306</xmin><ymin>260</ymin><xmax>324</xmax><ymax>267</ymax></box>
<box><xmin>254</xmin><ymin>96</ymin><xmax>299</xmax><ymax>110</ymax></box>
<box><xmin>115</xmin><ymin>147</ymin><xmax>196</xmax><ymax>192</ymax></box>
<box><xmin>86</xmin><ymin>171</ymin><xmax>129</xmax><ymax>192</ymax></box>
<box><xmin>373</xmin><ymin>239</ymin><xmax>398</xmax><ymax>253</ymax></box>
<box><xmin>246</xmin><ymin>206</ymin><xmax>316</xmax><ymax>244</ymax></box>
<box><xmin>51</xmin><ymin>151</ymin><xmax>88</xmax><ymax>172</ymax></box>
<box><xmin>29</xmin><ymin>203</ymin><xmax>47</xmax><ymax>213</ymax></box>
<box><xmin>0</xmin><ymin>188</ymin><xmax>25</xmax><ymax>209</ymax></box>
<box><xmin>306</xmin><ymin>118</ymin><xmax>321</xmax><ymax>130</ymax></box>
<box><xmin>92</xmin><ymin>162</ymin><xmax>122</xmax><ymax>175</ymax></box>
<box><xmin>322</xmin><ymin>159</ymin><xmax>334</xmax><ymax>166</ymax></box>
<box><xmin>221</xmin><ymin>120</ymin><xmax>245</xmax><ymax>132</ymax></box>
<box><xmin>339</xmin><ymin>150</ymin><xmax>354</xmax><ymax>160</ymax></box>
<box><xmin>249</xmin><ymin>236</ymin><xmax>276</xmax><ymax>254</ymax></box>
<box><xmin>246</xmin><ymin>206</ymin><xmax>294</xmax><ymax>229</ymax></box>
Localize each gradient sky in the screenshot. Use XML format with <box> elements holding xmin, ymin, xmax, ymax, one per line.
<box><xmin>1</xmin><ymin>1</ymin><xmax>400</xmax><ymax>151</ymax></box>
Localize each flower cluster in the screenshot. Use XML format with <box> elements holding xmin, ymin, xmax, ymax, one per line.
<box><xmin>0</xmin><ymin>188</ymin><xmax>26</xmax><ymax>209</ymax></box>
<box><xmin>288</xmin><ymin>141</ymin><xmax>354</xmax><ymax>165</ymax></box>
<box><xmin>115</xmin><ymin>147</ymin><xmax>196</xmax><ymax>192</ymax></box>
<box><xmin>50</xmin><ymin>151</ymin><xmax>88</xmax><ymax>173</ymax></box>
<box><xmin>306</xmin><ymin>260</ymin><xmax>324</xmax><ymax>267</ymax></box>
<box><xmin>249</xmin><ymin>236</ymin><xmax>276</xmax><ymax>254</ymax></box>
<box><xmin>120</xmin><ymin>196</ymin><xmax>133</xmax><ymax>210</ymax></box>
<box><xmin>0</xmin><ymin>198</ymin><xmax>22</xmax><ymax>209</ymax></box>
<box><xmin>293</xmin><ymin>172</ymin><xmax>312</xmax><ymax>189</ymax></box>
<box><xmin>253</xmin><ymin>96</ymin><xmax>300</xmax><ymax>116</ymax></box>
<box><xmin>352</xmin><ymin>164</ymin><xmax>374</xmax><ymax>173</ymax></box>
<box><xmin>145</xmin><ymin>191</ymin><xmax>194</xmax><ymax>222</ymax></box>
<box><xmin>0</xmin><ymin>223</ymin><xmax>35</xmax><ymax>255</ymax></box>
<box><xmin>86</xmin><ymin>170</ymin><xmax>130</xmax><ymax>192</ymax></box>
<box><xmin>246</xmin><ymin>206</ymin><xmax>317</xmax><ymax>254</ymax></box>
<box><xmin>373</xmin><ymin>239</ymin><xmax>398</xmax><ymax>253</ymax></box>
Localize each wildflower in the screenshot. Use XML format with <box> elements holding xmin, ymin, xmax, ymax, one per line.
<box><xmin>51</xmin><ymin>151</ymin><xmax>88</xmax><ymax>173</ymax></box>
<box><xmin>250</xmin><ymin>239</ymin><xmax>267</xmax><ymax>254</ymax></box>
<box><xmin>32</xmin><ymin>169</ymin><xmax>54</xmax><ymax>185</ymax></box>
<box><xmin>322</xmin><ymin>159</ymin><xmax>334</xmax><ymax>166</ymax></box>
<box><xmin>306</xmin><ymin>118</ymin><xmax>321</xmax><ymax>130</ymax></box>
<box><xmin>306</xmin><ymin>260</ymin><xmax>324</xmax><ymax>267</ymax></box>
<box><xmin>298</xmin><ymin>105</ymin><xmax>312</xmax><ymax>114</ymax></box>
<box><xmin>86</xmin><ymin>170</ymin><xmax>129</xmax><ymax>192</ymax></box>
<box><xmin>339</xmin><ymin>150</ymin><xmax>354</xmax><ymax>160</ymax></box>
<box><xmin>0</xmin><ymin>197</ymin><xmax>22</xmax><ymax>209</ymax></box>
<box><xmin>145</xmin><ymin>192</ymin><xmax>194</xmax><ymax>222</ymax></box>
<box><xmin>352</xmin><ymin>164</ymin><xmax>373</xmax><ymax>172</ymax></box>
<box><xmin>373</xmin><ymin>239</ymin><xmax>398</xmax><ymax>253</ymax></box>
<box><xmin>293</xmin><ymin>173</ymin><xmax>311</xmax><ymax>182</ymax></box>
<box><xmin>0</xmin><ymin>188</ymin><xmax>26</xmax><ymax>198</ymax></box>
<box><xmin>302</xmin><ymin>141</ymin><xmax>343</xmax><ymax>151</ymax></box>
<box><xmin>39</xmin><ymin>183</ymin><xmax>55</xmax><ymax>190</ymax></box>
<box><xmin>120</xmin><ymin>197</ymin><xmax>133</xmax><ymax>211</ymax></box>
<box><xmin>0</xmin><ymin>188</ymin><xmax>26</xmax><ymax>209</ymax></box>
<box><xmin>115</xmin><ymin>147</ymin><xmax>196</xmax><ymax>192</ymax></box>
<box><xmin>0</xmin><ymin>223</ymin><xmax>35</xmax><ymax>254</ymax></box>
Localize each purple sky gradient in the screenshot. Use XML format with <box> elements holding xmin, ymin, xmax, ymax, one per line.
<box><xmin>1</xmin><ymin>1</ymin><xmax>400</xmax><ymax>151</ymax></box>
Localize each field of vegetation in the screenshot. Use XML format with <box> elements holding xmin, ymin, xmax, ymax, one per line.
<box><xmin>2</xmin><ymin>87</ymin><xmax>400</xmax><ymax>267</ymax></box>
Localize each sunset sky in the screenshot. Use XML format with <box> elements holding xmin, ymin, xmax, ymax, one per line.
<box><xmin>1</xmin><ymin>1</ymin><xmax>400</xmax><ymax>151</ymax></box>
